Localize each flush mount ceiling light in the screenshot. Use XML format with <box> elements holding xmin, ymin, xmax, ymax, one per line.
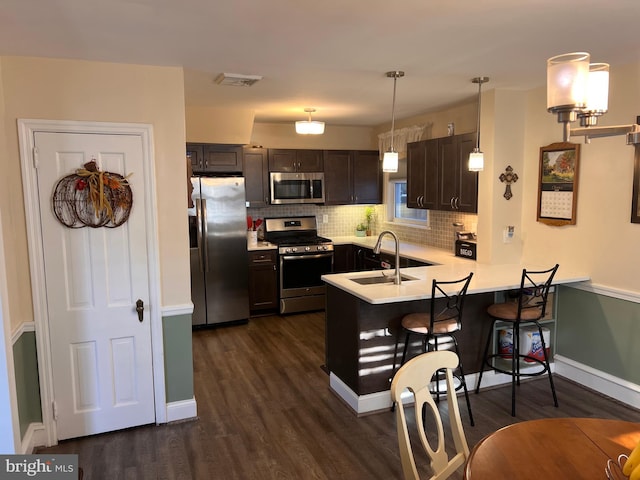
<box><xmin>469</xmin><ymin>76</ymin><xmax>489</xmax><ymax>172</ymax></box>
<box><xmin>546</xmin><ymin>52</ymin><xmax>640</xmax><ymax>145</ymax></box>
<box><xmin>295</xmin><ymin>108</ymin><xmax>325</xmax><ymax>135</ymax></box>
<box><xmin>383</xmin><ymin>70</ymin><xmax>404</xmax><ymax>173</ymax></box>
<box><xmin>214</xmin><ymin>72</ymin><xmax>263</xmax><ymax>87</ymax></box>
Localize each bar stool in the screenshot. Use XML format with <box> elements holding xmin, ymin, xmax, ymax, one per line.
<box><xmin>475</xmin><ymin>264</ymin><xmax>559</xmax><ymax>417</ymax></box>
<box><xmin>390</xmin><ymin>272</ymin><xmax>474</xmax><ymax>426</ymax></box>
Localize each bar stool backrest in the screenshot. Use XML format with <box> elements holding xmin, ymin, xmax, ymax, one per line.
<box><xmin>515</xmin><ymin>264</ymin><xmax>559</xmax><ymax>322</ymax></box>
<box><xmin>430</xmin><ymin>273</ymin><xmax>473</xmax><ymax>332</ymax></box>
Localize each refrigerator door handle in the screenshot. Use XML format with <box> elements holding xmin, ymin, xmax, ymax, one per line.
<box><xmin>196</xmin><ymin>198</ymin><xmax>205</xmax><ymax>272</ymax></box>
<box><xmin>201</xmin><ymin>198</ymin><xmax>209</xmax><ymax>272</ymax></box>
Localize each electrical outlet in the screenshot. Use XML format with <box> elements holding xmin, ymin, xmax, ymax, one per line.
<box><xmin>322</xmin><ymin>214</ymin><xmax>329</xmax><ymax>223</ymax></box>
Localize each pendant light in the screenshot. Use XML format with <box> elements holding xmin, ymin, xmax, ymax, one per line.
<box><xmin>383</xmin><ymin>71</ymin><xmax>404</xmax><ymax>173</ymax></box>
<box><xmin>295</xmin><ymin>108</ymin><xmax>325</xmax><ymax>135</ymax></box>
<box><xmin>469</xmin><ymin>76</ymin><xmax>489</xmax><ymax>172</ymax></box>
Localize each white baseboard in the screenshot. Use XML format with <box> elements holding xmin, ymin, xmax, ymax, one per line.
<box><xmin>166</xmin><ymin>397</ymin><xmax>197</xmax><ymax>423</ymax></box>
<box><xmin>21</xmin><ymin>422</ymin><xmax>46</xmax><ymax>453</ymax></box>
<box><xmin>329</xmin><ymin>373</ymin><xmax>392</xmax><ymax>414</ymax></box>
<box><xmin>329</xmin><ymin>365</ymin><xmax>556</xmax><ymax>415</ymax></box>
<box><xmin>555</xmin><ymin>355</ymin><xmax>640</xmax><ymax>409</ymax></box>
<box><xmin>330</xmin><ymin>358</ymin><xmax>640</xmax><ymax>415</ymax></box>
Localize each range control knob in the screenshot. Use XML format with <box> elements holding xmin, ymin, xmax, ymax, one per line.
<box><xmin>305</xmin><ymin>246</ymin><xmax>311</xmax><ymax>252</ymax></box>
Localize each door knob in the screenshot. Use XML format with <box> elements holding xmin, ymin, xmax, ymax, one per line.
<box><xmin>136</xmin><ymin>299</ymin><xmax>144</xmax><ymax>322</ymax></box>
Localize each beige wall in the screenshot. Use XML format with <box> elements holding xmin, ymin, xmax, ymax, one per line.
<box><xmin>186</xmin><ymin>106</ymin><xmax>255</xmax><ymax>144</ymax></box>
<box><xmin>250</xmin><ymin>122</ymin><xmax>377</xmax><ymax>150</ymax></box>
<box><xmin>0</xmin><ymin>56</ymin><xmax>191</xmax><ymax>331</ymax></box>
<box><xmin>377</xmin><ymin>101</ymin><xmax>478</xmax><ymax>139</ymax></box>
<box><xmin>520</xmin><ymin>61</ymin><xmax>640</xmax><ymax>292</ymax></box>
<box><xmin>476</xmin><ymin>89</ymin><xmax>527</xmax><ymax>264</ymax></box>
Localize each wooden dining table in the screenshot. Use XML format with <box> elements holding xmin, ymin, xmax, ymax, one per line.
<box><xmin>464</xmin><ymin>417</ymin><xmax>640</xmax><ymax>479</ymax></box>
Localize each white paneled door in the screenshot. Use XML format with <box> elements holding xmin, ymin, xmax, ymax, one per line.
<box><xmin>34</xmin><ymin>131</ymin><xmax>155</xmax><ymax>440</ymax></box>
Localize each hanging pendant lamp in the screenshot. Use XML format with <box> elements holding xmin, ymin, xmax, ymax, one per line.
<box><xmin>469</xmin><ymin>76</ymin><xmax>489</xmax><ymax>172</ymax></box>
<box><xmin>383</xmin><ymin>71</ymin><xmax>404</xmax><ymax>173</ymax></box>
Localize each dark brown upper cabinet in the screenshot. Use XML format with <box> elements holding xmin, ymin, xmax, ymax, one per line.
<box><xmin>407</xmin><ymin>133</ymin><xmax>478</xmax><ymax>213</ymax></box>
<box><xmin>243</xmin><ymin>147</ymin><xmax>269</xmax><ymax>207</ymax></box>
<box><xmin>324</xmin><ymin>150</ymin><xmax>381</xmax><ymax>205</ymax></box>
<box><xmin>268</xmin><ymin>149</ymin><xmax>323</xmax><ymax>172</ymax></box>
<box><xmin>187</xmin><ymin>143</ymin><xmax>243</xmax><ymax>174</ymax></box>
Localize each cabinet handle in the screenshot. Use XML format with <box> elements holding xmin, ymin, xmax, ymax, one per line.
<box><xmin>450</xmin><ymin>197</ymin><xmax>455</xmax><ymax>209</ymax></box>
<box><xmin>273</xmin><ymin>265</ymin><xmax>277</xmax><ymax>271</ymax></box>
<box><xmin>454</xmin><ymin>197</ymin><xmax>460</xmax><ymax>209</ymax></box>
<box><xmin>419</xmin><ymin>195</ymin><xmax>424</xmax><ymax>207</ymax></box>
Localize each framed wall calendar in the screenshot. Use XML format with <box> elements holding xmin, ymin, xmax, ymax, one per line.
<box><xmin>537</xmin><ymin>142</ymin><xmax>580</xmax><ymax>226</ymax></box>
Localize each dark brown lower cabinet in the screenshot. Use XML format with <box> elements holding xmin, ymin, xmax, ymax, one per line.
<box><xmin>332</xmin><ymin>244</ymin><xmax>354</xmax><ymax>273</ymax></box>
<box><xmin>248</xmin><ymin>250</ymin><xmax>278</xmax><ymax>314</ymax></box>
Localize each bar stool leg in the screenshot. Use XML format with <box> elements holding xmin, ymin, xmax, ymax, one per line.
<box><xmin>391</xmin><ymin>331</ymin><xmax>412</xmax><ymax>412</ymax></box>
<box><xmin>475</xmin><ymin>319</ymin><xmax>495</xmax><ymax>393</ymax></box>
<box><xmin>451</xmin><ymin>337</ymin><xmax>474</xmax><ymax>426</ymax></box>
<box><xmin>539</xmin><ymin>324</ymin><xmax>559</xmax><ymax>408</ymax></box>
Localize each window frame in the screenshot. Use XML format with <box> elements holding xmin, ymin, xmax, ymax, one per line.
<box><xmin>386</xmin><ymin>179</ymin><xmax>429</xmax><ymax>228</ymax></box>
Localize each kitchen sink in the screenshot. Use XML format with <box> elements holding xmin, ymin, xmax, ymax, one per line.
<box><xmin>350</xmin><ymin>273</ymin><xmax>419</xmax><ymax>285</ymax></box>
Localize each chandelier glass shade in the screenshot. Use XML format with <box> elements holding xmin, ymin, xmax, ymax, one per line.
<box><xmin>295</xmin><ymin>108</ymin><xmax>325</xmax><ymax>134</ymax></box>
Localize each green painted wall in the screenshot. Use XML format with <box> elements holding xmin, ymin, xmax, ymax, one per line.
<box><xmin>557</xmin><ymin>286</ymin><xmax>640</xmax><ymax>383</ymax></box>
<box><xmin>12</xmin><ymin>331</ymin><xmax>42</xmax><ymax>438</ymax></box>
<box><xmin>162</xmin><ymin>314</ymin><xmax>194</xmax><ymax>403</ymax></box>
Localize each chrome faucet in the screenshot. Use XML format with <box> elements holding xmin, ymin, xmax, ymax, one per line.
<box><xmin>373</xmin><ymin>230</ymin><xmax>401</xmax><ymax>285</ymax></box>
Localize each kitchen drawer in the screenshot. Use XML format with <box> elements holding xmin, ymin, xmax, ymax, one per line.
<box><xmin>249</xmin><ymin>250</ymin><xmax>277</xmax><ymax>265</ymax></box>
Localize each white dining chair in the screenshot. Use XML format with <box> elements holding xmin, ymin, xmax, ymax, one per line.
<box><xmin>390</xmin><ymin>350</ymin><xmax>470</xmax><ymax>480</ymax></box>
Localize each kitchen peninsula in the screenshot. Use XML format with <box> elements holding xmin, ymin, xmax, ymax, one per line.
<box><xmin>321</xmin><ymin>241</ymin><xmax>590</xmax><ymax>415</ymax></box>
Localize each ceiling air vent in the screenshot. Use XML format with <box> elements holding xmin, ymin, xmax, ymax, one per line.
<box><xmin>214</xmin><ymin>73</ymin><xmax>263</xmax><ymax>87</ymax></box>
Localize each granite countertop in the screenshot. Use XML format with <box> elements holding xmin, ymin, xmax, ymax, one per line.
<box><xmin>247</xmin><ymin>240</ymin><xmax>276</xmax><ymax>251</ymax></box>
<box><xmin>322</xmin><ymin>260</ymin><xmax>590</xmax><ymax>305</ymax></box>
<box><xmin>248</xmin><ymin>235</ymin><xmax>464</xmax><ymax>261</ymax></box>
<box><xmin>329</xmin><ymin>235</ymin><xmax>468</xmax><ymax>265</ymax></box>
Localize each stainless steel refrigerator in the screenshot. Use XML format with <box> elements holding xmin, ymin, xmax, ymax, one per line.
<box><xmin>188</xmin><ymin>176</ymin><xmax>249</xmax><ymax>327</ymax></box>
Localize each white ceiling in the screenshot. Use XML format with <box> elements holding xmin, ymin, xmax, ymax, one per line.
<box><xmin>1</xmin><ymin>0</ymin><xmax>639</xmax><ymax>127</ymax></box>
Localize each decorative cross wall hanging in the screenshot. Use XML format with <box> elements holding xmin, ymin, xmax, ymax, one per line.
<box><xmin>499</xmin><ymin>165</ymin><xmax>518</xmax><ymax>200</ymax></box>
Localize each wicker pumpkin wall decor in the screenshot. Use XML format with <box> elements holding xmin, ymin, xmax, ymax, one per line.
<box><xmin>52</xmin><ymin>160</ymin><xmax>133</xmax><ymax>228</ymax></box>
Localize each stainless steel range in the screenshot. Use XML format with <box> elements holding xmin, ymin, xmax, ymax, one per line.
<box><xmin>263</xmin><ymin>216</ymin><xmax>334</xmax><ymax>314</ymax></box>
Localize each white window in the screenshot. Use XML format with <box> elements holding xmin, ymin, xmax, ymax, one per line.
<box><xmin>387</xmin><ymin>180</ymin><xmax>428</xmax><ymax>226</ymax></box>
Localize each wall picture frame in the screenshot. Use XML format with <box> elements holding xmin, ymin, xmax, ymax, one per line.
<box><xmin>632</xmin><ymin>147</ymin><xmax>640</xmax><ymax>224</ymax></box>
<box><xmin>537</xmin><ymin>142</ymin><xmax>580</xmax><ymax>226</ymax></box>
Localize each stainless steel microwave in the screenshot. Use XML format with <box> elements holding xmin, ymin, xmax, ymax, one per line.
<box><xmin>270</xmin><ymin>172</ymin><xmax>325</xmax><ymax>204</ymax></box>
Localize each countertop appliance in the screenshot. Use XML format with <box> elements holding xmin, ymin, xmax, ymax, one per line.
<box><xmin>188</xmin><ymin>176</ymin><xmax>249</xmax><ymax>327</ymax></box>
<box><xmin>270</xmin><ymin>172</ymin><xmax>325</xmax><ymax>204</ymax></box>
<box><xmin>263</xmin><ymin>216</ymin><xmax>333</xmax><ymax>314</ymax></box>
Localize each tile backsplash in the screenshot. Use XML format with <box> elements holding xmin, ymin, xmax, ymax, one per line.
<box><xmin>247</xmin><ymin>204</ymin><xmax>477</xmax><ymax>251</ymax></box>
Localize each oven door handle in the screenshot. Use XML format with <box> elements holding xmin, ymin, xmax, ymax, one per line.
<box><xmin>281</xmin><ymin>253</ymin><xmax>334</xmax><ymax>261</ymax></box>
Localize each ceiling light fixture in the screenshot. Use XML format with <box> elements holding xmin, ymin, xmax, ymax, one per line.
<box><xmin>383</xmin><ymin>71</ymin><xmax>404</xmax><ymax>173</ymax></box>
<box><xmin>547</xmin><ymin>52</ymin><xmax>640</xmax><ymax>145</ymax></box>
<box><xmin>469</xmin><ymin>76</ymin><xmax>489</xmax><ymax>172</ymax></box>
<box><xmin>295</xmin><ymin>108</ymin><xmax>325</xmax><ymax>135</ymax></box>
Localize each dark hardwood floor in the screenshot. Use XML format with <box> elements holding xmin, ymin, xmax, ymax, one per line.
<box><xmin>37</xmin><ymin>311</ymin><xmax>640</xmax><ymax>479</ymax></box>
